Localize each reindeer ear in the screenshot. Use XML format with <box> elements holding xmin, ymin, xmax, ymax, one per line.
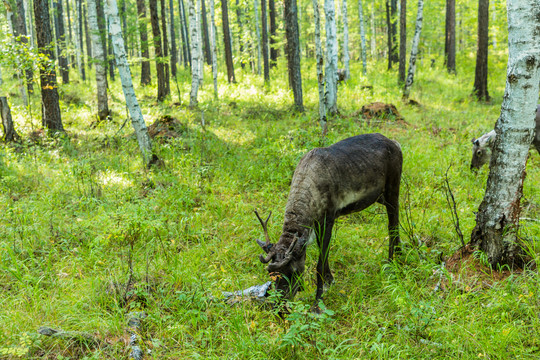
<box><xmin>256</xmin><ymin>238</ymin><xmax>273</xmax><ymax>253</ymax></box>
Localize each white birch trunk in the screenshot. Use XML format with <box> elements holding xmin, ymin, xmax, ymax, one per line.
<box><xmin>358</xmin><ymin>0</ymin><xmax>367</xmax><ymax>75</ymax></box>
<box><xmin>209</xmin><ymin>0</ymin><xmax>218</xmax><ymax>98</ymax></box>
<box><xmin>342</xmin><ymin>0</ymin><xmax>350</xmax><ymax>80</ymax></box>
<box><xmin>87</xmin><ymin>0</ymin><xmax>109</xmax><ymax>119</ymax></box>
<box><xmin>254</xmin><ymin>0</ymin><xmax>262</xmax><ymax>75</ymax></box>
<box><xmin>189</xmin><ymin>0</ymin><xmax>200</xmax><ymax>107</ymax></box>
<box><xmin>402</xmin><ymin>0</ymin><xmax>423</xmax><ymax>100</ymax></box>
<box><xmin>197</xmin><ymin>0</ymin><xmax>203</xmax><ymax>86</ymax></box>
<box><xmin>312</xmin><ymin>0</ymin><xmax>325</xmax><ymax>131</ymax></box>
<box><xmin>471</xmin><ymin>0</ymin><xmax>540</xmax><ymax>266</ymax></box>
<box><xmin>324</xmin><ymin>0</ymin><xmax>338</xmax><ymax>115</ymax></box>
<box><xmin>105</xmin><ymin>0</ymin><xmax>153</xmax><ymax>165</ymax></box>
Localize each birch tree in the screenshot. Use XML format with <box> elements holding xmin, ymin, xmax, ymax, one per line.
<box><xmin>402</xmin><ymin>0</ymin><xmax>423</xmax><ymax>100</ymax></box>
<box><xmin>324</xmin><ymin>0</ymin><xmax>338</xmax><ymax>115</ymax></box>
<box><xmin>209</xmin><ymin>0</ymin><xmax>218</xmax><ymax>97</ymax></box>
<box><xmin>189</xmin><ymin>0</ymin><xmax>201</xmax><ymax>106</ymax></box>
<box><xmin>358</xmin><ymin>0</ymin><xmax>367</xmax><ymax>75</ymax></box>
<box><xmin>312</xmin><ymin>0</ymin><xmax>325</xmax><ymax>130</ymax></box>
<box><xmin>105</xmin><ymin>0</ymin><xmax>155</xmax><ymax>166</ymax></box>
<box><xmin>88</xmin><ymin>0</ymin><xmax>110</xmax><ymax>120</ymax></box>
<box><xmin>342</xmin><ymin>0</ymin><xmax>349</xmax><ymax>81</ymax></box>
<box><xmin>470</xmin><ymin>0</ymin><xmax>540</xmax><ymax>267</ymax></box>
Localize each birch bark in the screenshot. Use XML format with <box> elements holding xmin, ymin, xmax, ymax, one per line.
<box><xmin>105</xmin><ymin>0</ymin><xmax>154</xmax><ymax>166</ymax></box>
<box><xmin>402</xmin><ymin>0</ymin><xmax>423</xmax><ymax>100</ymax></box>
<box><xmin>471</xmin><ymin>0</ymin><xmax>540</xmax><ymax>267</ymax></box>
<box><xmin>189</xmin><ymin>0</ymin><xmax>201</xmax><ymax>106</ymax></box>
<box><xmin>324</xmin><ymin>0</ymin><xmax>338</xmax><ymax>115</ymax></box>
<box><xmin>312</xmin><ymin>0</ymin><xmax>326</xmax><ymax>130</ymax></box>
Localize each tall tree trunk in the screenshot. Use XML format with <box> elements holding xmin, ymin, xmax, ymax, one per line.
<box><xmin>261</xmin><ymin>0</ymin><xmax>269</xmax><ymax>82</ymax></box>
<box><xmin>169</xmin><ymin>0</ymin><xmax>177</xmax><ymax>76</ymax></box>
<box><xmin>4</xmin><ymin>0</ymin><xmax>28</xmax><ymax>106</ymax></box>
<box><xmin>402</xmin><ymin>0</ymin><xmax>423</xmax><ymax>100</ymax></box>
<box><xmin>107</xmin><ymin>22</ymin><xmax>115</xmax><ymax>81</ymax></box>
<box><xmin>77</xmin><ymin>0</ymin><xmax>86</xmax><ymax>80</ymax></box>
<box><xmin>160</xmin><ymin>0</ymin><xmax>171</xmax><ymax>96</ymax></box>
<box><xmin>65</xmin><ymin>0</ymin><xmax>74</xmax><ymax>66</ymax></box>
<box><xmin>149</xmin><ymin>0</ymin><xmax>167</xmax><ymax>101</ymax></box>
<box><xmin>235</xmin><ymin>0</ymin><xmax>245</xmax><ymax>69</ymax></box>
<box><xmin>470</xmin><ymin>0</ymin><xmax>540</xmax><ymax>268</ymax></box>
<box><xmin>342</xmin><ymin>0</ymin><xmax>349</xmax><ymax>80</ymax></box>
<box><xmin>398</xmin><ymin>0</ymin><xmax>406</xmax><ymax>83</ymax></box>
<box><xmin>473</xmin><ymin>0</ymin><xmax>490</xmax><ymax>101</ymax></box>
<box><xmin>284</xmin><ymin>0</ymin><xmax>303</xmax><ymax>111</ymax></box>
<box><xmin>0</xmin><ymin>97</ymin><xmax>21</xmax><ymax>142</ymax></box>
<box><xmin>14</xmin><ymin>0</ymin><xmax>34</xmax><ymax>92</ymax></box>
<box><xmin>88</xmin><ymin>0</ymin><xmax>110</xmax><ymax>120</ymax></box>
<box><xmin>370</xmin><ymin>0</ymin><xmax>375</xmax><ymax>56</ymax></box>
<box><xmin>136</xmin><ymin>0</ymin><xmax>152</xmax><ymax>85</ymax></box>
<box><xmin>84</xmin><ymin>3</ymin><xmax>92</xmax><ymax>69</ymax></box>
<box><xmin>254</xmin><ymin>0</ymin><xmax>262</xmax><ymax>75</ymax></box>
<box><xmin>179</xmin><ymin>0</ymin><xmax>191</xmax><ymax>68</ymax></box>
<box><xmin>385</xmin><ymin>0</ymin><xmax>392</xmax><ymax>69</ymax></box>
<box><xmin>268</xmin><ymin>0</ymin><xmax>277</xmax><ymax>67</ymax></box>
<box><xmin>96</xmin><ymin>0</ymin><xmax>109</xmax><ymax>78</ymax></box>
<box><xmin>209</xmin><ymin>0</ymin><xmax>218</xmax><ymax>97</ymax></box>
<box><xmin>200</xmin><ymin>0</ymin><xmax>211</xmax><ymax>65</ymax></box>
<box><xmin>120</xmin><ymin>0</ymin><xmax>128</xmax><ymax>52</ymax></box>
<box><xmin>189</xmin><ymin>0</ymin><xmax>201</xmax><ymax>106</ymax></box>
<box><xmin>54</xmin><ymin>0</ymin><xmax>70</xmax><ymax>82</ymax></box>
<box><xmin>324</xmin><ymin>0</ymin><xmax>338</xmax><ymax>115</ymax></box>
<box><xmin>390</xmin><ymin>0</ymin><xmax>397</xmax><ymax>63</ymax></box>
<box><xmin>312</xmin><ymin>0</ymin><xmax>325</xmax><ymax>130</ymax></box>
<box><xmin>106</xmin><ymin>0</ymin><xmax>155</xmax><ymax>167</ymax></box>
<box><xmin>34</xmin><ymin>0</ymin><xmax>64</xmax><ymax>132</ymax></box>
<box><xmin>358</xmin><ymin>0</ymin><xmax>367</xmax><ymax>75</ymax></box>
<box><xmin>221</xmin><ymin>0</ymin><xmax>236</xmax><ymax>83</ymax></box>
<box><xmin>445</xmin><ymin>0</ymin><xmax>456</xmax><ymax>73</ymax></box>
<box><xmin>24</xmin><ymin>0</ymin><xmax>34</xmax><ymax>47</ymax></box>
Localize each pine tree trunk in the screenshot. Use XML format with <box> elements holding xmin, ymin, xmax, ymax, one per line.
<box><xmin>473</xmin><ymin>0</ymin><xmax>490</xmax><ymax>101</ymax></box>
<box><xmin>137</xmin><ymin>0</ymin><xmax>152</xmax><ymax>85</ymax></box>
<box><xmin>385</xmin><ymin>0</ymin><xmax>392</xmax><ymax>69</ymax></box>
<box><xmin>221</xmin><ymin>0</ymin><xmax>236</xmax><ymax>83</ymax></box>
<box><xmin>34</xmin><ymin>0</ymin><xmax>64</xmax><ymax>132</ymax></box>
<box><xmin>65</xmin><ymin>0</ymin><xmax>74</xmax><ymax>66</ymax></box>
<box><xmin>342</xmin><ymin>0</ymin><xmax>349</xmax><ymax>80</ymax></box>
<box><xmin>254</xmin><ymin>0</ymin><xmax>262</xmax><ymax>75</ymax></box>
<box><xmin>269</xmin><ymin>0</ymin><xmax>278</xmax><ymax>67</ymax></box>
<box><xmin>235</xmin><ymin>0</ymin><xmax>245</xmax><ymax>69</ymax></box>
<box><xmin>470</xmin><ymin>0</ymin><xmax>540</xmax><ymax>268</ymax></box>
<box><xmin>0</xmin><ymin>97</ymin><xmax>21</xmax><ymax>142</ymax></box>
<box><xmin>398</xmin><ymin>0</ymin><xmax>406</xmax><ymax>83</ymax></box>
<box><xmin>189</xmin><ymin>0</ymin><xmax>201</xmax><ymax>106</ymax></box>
<box><xmin>54</xmin><ymin>0</ymin><xmax>69</xmax><ymax>84</ymax></box>
<box><xmin>77</xmin><ymin>0</ymin><xmax>86</xmax><ymax>80</ymax></box>
<box><xmin>150</xmin><ymin>0</ymin><xmax>167</xmax><ymax>101</ymax></box>
<box><xmin>402</xmin><ymin>0</ymin><xmax>423</xmax><ymax>100</ymax></box>
<box><xmin>390</xmin><ymin>0</ymin><xmax>398</xmax><ymax>63</ymax></box>
<box><xmin>169</xmin><ymin>0</ymin><xmax>177</xmax><ymax>76</ymax></box>
<box><xmin>88</xmin><ymin>0</ymin><xmax>110</xmax><ymax>120</ymax></box>
<box><xmin>284</xmin><ymin>0</ymin><xmax>303</xmax><ymax>111</ymax></box>
<box><xmin>312</xmin><ymin>0</ymin><xmax>325</xmax><ymax>129</ymax></box>
<box><xmin>106</xmin><ymin>0</ymin><xmax>154</xmax><ymax>167</ymax></box>
<box><xmin>358</xmin><ymin>0</ymin><xmax>367</xmax><ymax>75</ymax></box>
<box><xmin>261</xmin><ymin>0</ymin><xmax>269</xmax><ymax>83</ymax></box>
<box><xmin>160</xmin><ymin>0</ymin><xmax>171</xmax><ymax>96</ymax></box>
<box><xmin>324</xmin><ymin>0</ymin><xmax>338</xmax><ymax>115</ymax></box>
<box><xmin>209</xmin><ymin>0</ymin><xmax>218</xmax><ymax>97</ymax></box>
<box><xmin>200</xmin><ymin>0</ymin><xmax>211</xmax><ymax>65</ymax></box>
<box><xmin>445</xmin><ymin>0</ymin><xmax>456</xmax><ymax>73</ymax></box>
<box><xmin>96</xmin><ymin>0</ymin><xmax>109</xmax><ymax>78</ymax></box>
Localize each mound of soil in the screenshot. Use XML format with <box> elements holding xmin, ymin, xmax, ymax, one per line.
<box><xmin>148</xmin><ymin>115</ymin><xmax>187</xmax><ymax>140</ymax></box>
<box><xmin>360</xmin><ymin>102</ymin><xmax>403</xmax><ymax>121</ymax></box>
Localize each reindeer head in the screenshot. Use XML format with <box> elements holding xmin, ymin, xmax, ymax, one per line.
<box><xmin>254</xmin><ymin>211</ymin><xmax>307</xmax><ymax>299</ymax></box>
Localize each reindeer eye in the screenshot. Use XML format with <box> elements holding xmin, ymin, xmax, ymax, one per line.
<box><xmin>476</xmin><ymin>150</ymin><xmax>482</xmax><ymax>155</ymax></box>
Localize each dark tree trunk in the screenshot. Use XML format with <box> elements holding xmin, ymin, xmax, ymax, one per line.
<box><xmin>96</xmin><ymin>0</ymin><xmax>109</xmax><ymax>77</ymax></box>
<box><xmin>136</xmin><ymin>0</ymin><xmax>152</xmax><ymax>85</ymax></box>
<box><xmin>108</xmin><ymin>28</ymin><xmax>115</xmax><ymax>80</ymax></box>
<box><xmin>54</xmin><ymin>0</ymin><xmax>69</xmax><ymax>83</ymax></box>
<box><xmin>398</xmin><ymin>0</ymin><xmax>406</xmax><ymax>84</ymax></box>
<box><xmin>120</xmin><ymin>0</ymin><xmax>128</xmax><ymax>53</ymax></box>
<box><xmin>169</xmin><ymin>0</ymin><xmax>177</xmax><ymax>76</ymax></box>
<box><xmin>201</xmin><ymin>0</ymin><xmax>211</xmax><ymax>65</ymax></box>
<box><xmin>150</xmin><ymin>0</ymin><xmax>167</xmax><ymax>100</ymax></box>
<box><xmin>160</xmin><ymin>0</ymin><xmax>170</xmax><ymax>95</ymax></box>
<box><xmin>0</xmin><ymin>97</ymin><xmax>21</xmax><ymax>142</ymax></box>
<box><xmin>14</xmin><ymin>0</ymin><xmax>34</xmax><ymax>92</ymax></box>
<box><xmin>284</xmin><ymin>0</ymin><xmax>303</xmax><ymax>111</ymax></box>
<box><xmin>473</xmin><ymin>0</ymin><xmax>490</xmax><ymax>101</ymax></box>
<box><xmin>77</xmin><ymin>0</ymin><xmax>86</xmax><ymax>80</ymax></box>
<box><xmin>221</xmin><ymin>0</ymin><xmax>236</xmax><ymax>83</ymax></box>
<box><xmin>385</xmin><ymin>0</ymin><xmax>392</xmax><ymax>69</ymax></box>
<box><xmin>34</xmin><ymin>0</ymin><xmax>64</xmax><ymax>132</ymax></box>
<box><xmin>235</xmin><ymin>0</ymin><xmax>245</xmax><ymax>69</ymax></box>
<box><xmin>179</xmin><ymin>0</ymin><xmax>191</xmax><ymax>68</ymax></box>
<box><xmin>84</xmin><ymin>3</ymin><xmax>92</xmax><ymax>69</ymax></box>
<box><xmin>390</xmin><ymin>0</ymin><xmax>398</xmax><ymax>63</ymax></box>
<box><xmin>261</xmin><ymin>0</ymin><xmax>269</xmax><ymax>82</ymax></box>
<box><xmin>445</xmin><ymin>0</ymin><xmax>456</xmax><ymax>73</ymax></box>
<box><xmin>65</xmin><ymin>0</ymin><xmax>74</xmax><ymax>66</ymax></box>
<box><xmin>269</xmin><ymin>0</ymin><xmax>277</xmax><ymax>67</ymax></box>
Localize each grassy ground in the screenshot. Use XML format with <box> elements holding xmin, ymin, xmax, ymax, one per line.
<box><xmin>1</xmin><ymin>54</ymin><xmax>540</xmax><ymax>359</ymax></box>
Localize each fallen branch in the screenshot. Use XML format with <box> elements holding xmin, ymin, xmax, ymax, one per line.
<box><xmin>37</xmin><ymin>326</ymin><xmax>100</xmax><ymax>346</ymax></box>
<box><xmin>444</xmin><ymin>166</ymin><xmax>465</xmax><ymax>248</ymax></box>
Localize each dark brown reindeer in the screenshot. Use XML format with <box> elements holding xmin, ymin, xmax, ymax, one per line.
<box><xmin>255</xmin><ymin>133</ymin><xmax>403</xmax><ymax>309</ymax></box>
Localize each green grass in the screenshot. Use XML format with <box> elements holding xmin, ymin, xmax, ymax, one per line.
<box><xmin>1</xmin><ymin>54</ymin><xmax>540</xmax><ymax>359</ymax></box>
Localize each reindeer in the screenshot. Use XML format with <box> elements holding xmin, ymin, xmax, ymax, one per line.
<box><xmin>255</xmin><ymin>133</ymin><xmax>403</xmax><ymax>310</ymax></box>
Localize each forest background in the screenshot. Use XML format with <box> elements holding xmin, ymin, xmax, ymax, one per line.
<box><xmin>1</xmin><ymin>0</ymin><xmax>540</xmax><ymax>358</ymax></box>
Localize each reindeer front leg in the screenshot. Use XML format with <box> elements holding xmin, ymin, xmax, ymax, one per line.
<box><xmin>315</xmin><ymin>218</ymin><xmax>335</xmax><ymax>304</ymax></box>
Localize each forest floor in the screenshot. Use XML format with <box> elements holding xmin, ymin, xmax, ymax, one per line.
<box><xmin>1</xmin><ymin>56</ymin><xmax>540</xmax><ymax>359</ymax></box>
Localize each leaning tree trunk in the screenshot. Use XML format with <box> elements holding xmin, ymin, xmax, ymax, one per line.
<box><xmin>0</xmin><ymin>97</ymin><xmax>21</xmax><ymax>142</ymax></box>
<box><xmin>473</xmin><ymin>0</ymin><xmax>490</xmax><ymax>101</ymax></box>
<box><xmin>402</xmin><ymin>0</ymin><xmax>423</xmax><ymax>100</ymax></box>
<box><xmin>149</xmin><ymin>0</ymin><xmax>167</xmax><ymax>101</ymax></box>
<box><xmin>106</xmin><ymin>0</ymin><xmax>155</xmax><ymax>167</ymax></box>
<box><xmin>445</xmin><ymin>0</ymin><xmax>456</xmax><ymax>73</ymax></box>
<box><xmin>136</xmin><ymin>0</ymin><xmax>152</xmax><ymax>85</ymax></box>
<box><xmin>398</xmin><ymin>0</ymin><xmax>406</xmax><ymax>83</ymax></box>
<box><xmin>324</xmin><ymin>0</ymin><xmax>338</xmax><ymax>115</ymax></box>
<box><xmin>34</xmin><ymin>0</ymin><xmax>64</xmax><ymax>132</ymax></box>
<box><xmin>358</xmin><ymin>0</ymin><xmax>367</xmax><ymax>75</ymax></box>
<box><xmin>312</xmin><ymin>0</ymin><xmax>326</xmax><ymax>131</ymax></box>
<box><xmin>209</xmin><ymin>0</ymin><xmax>218</xmax><ymax>97</ymax></box>
<box><xmin>221</xmin><ymin>0</ymin><xmax>236</xmax><ymax>83</ymax></box>
<box><xmin>342</xmin><ymin>0</ymin><xmax>350</xmax><ymax>80</ymax></box>
<box><xmin>189</xmin><ymin>0</ymin><xmax>201</xmax><ymax>106</ymax></box>
<box><xmin>470</xmin><ymin>0</ymin><xmax>540</xmax><ymax>268</ymax></box>
<box><xmin>284</xmin><ymin>0</ymin><xmax>303</xmax><ymax>111</ymax></box>
<box><xmin>88</xmin><ymin>0</ymin><xmax>110</xmax><ymax>120</ymax></box>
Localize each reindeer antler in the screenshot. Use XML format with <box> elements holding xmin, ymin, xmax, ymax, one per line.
<box><xmin>254</xmin><ymin>210</ymin><xmax>272</xmax><ymax>248</ymax></box>
<box><xmin>267</xmin><ymin>236</ymin><xmax>298</xmax><ymax>272</ymax></box>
